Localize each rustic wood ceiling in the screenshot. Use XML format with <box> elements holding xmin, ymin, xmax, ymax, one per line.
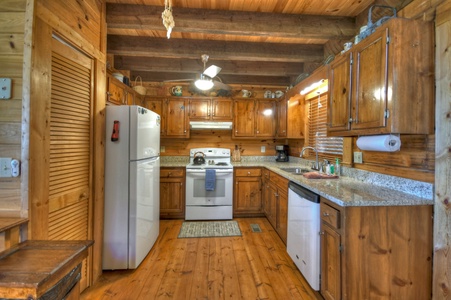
<box><xmin>106</xmin><ymin>0</ymin><xmax>412</xmax><ymax>87</ymax></box>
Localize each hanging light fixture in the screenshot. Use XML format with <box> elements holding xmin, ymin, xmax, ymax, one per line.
<box><xmin>194</xmin><ymin>55</ymin><xmax>216</xmax><ymax>90</ymax></box>
<box><xmin>162</xmin><ymin>0</ymin><xmax>175</xmax><ymax>39</ymax></box>
<box><xmin>195</xmin><ymin>74</ymin><xmax>214</xmax><ymax>90</ymax></box>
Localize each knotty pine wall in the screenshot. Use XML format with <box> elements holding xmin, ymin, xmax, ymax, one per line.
<box><xmin>0</xmin><ymin>0</ymin><xmax>26</xmax><ymax>217</ymax></box>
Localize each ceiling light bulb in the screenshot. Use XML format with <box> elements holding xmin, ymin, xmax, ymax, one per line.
<box><xmin>195</xmin><ymin>74</ymin><xmax>214</xmax><ymax>90</ymax></box>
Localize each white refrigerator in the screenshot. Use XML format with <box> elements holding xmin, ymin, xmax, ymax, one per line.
<box><xmin>103</xmin><ymin>105</ymin><xmax>160</xmax><ymax>270</ymax></box>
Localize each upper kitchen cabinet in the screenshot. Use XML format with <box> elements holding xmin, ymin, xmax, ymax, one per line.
<box><xmin>276</xmin><ymin>96</ymin><xmax>288</xmax><ymax>138</ymax></box>
<box><xmin>233</xmin><ymin>99</ymin><xmax>276</xmax><ymax>138</ymax></box>
<box><xmin>189</xmin><ymin>98</ymin><xmax>233</xmax><ymax>121</ymax></box>
<box><xmin>327</xmin><ymin>18</ymin><xmax>434</xmax><ymax>137</ymax></box>
<box><xmin>146</xmin><ymin>97</ymin><xmax>189</xmax><ymax>138</ymax></box>
<box><xmin>286</xmin><ymin>94</ymin><xmax>305</xmax><ymax>139</ymax></box>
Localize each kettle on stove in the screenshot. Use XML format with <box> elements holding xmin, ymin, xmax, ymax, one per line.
<box><xmin>193</xmin><ymin>151</ymin><xmax>206</xmax><ymax>165</ymax></box>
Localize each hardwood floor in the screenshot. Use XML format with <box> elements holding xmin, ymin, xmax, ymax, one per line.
<box><xmin>81</xmin><ymin>218</ymin><xmax>322</xmax><ymax>300</ymax></box>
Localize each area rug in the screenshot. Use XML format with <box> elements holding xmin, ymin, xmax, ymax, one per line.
<box><xmin>178</xmin><ymin>220</ymin><xmax>242</xmax><ymax>238</ymax></box>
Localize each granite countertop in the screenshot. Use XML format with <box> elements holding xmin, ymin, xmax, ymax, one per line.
<box><xmin>160</xmin><ymin>156</ymin><xmax>434</xmax><ymax>207</ymax></box>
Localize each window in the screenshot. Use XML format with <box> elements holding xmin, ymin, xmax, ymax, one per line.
<box><xmin>306</xmin><ymin>92</ymin><xmax>343</xmax><ymax>162</ymax></box>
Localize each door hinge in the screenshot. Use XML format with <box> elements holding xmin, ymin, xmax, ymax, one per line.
<box><xmin>339</xmin><ymin>244</ymin><xmax>343</xmax><ymax>252</ymax></box>
<box><xmin>384</xmin><ymin>109</ymin><xmax>390</xmax><ymax>119</ymax></box>
<box><xmin>386</xmin><ymin>36</ymin><xmax>390</xmax><ymax>44</ymax></box>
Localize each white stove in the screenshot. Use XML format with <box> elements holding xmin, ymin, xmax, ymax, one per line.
<box><xmin>185</xmin><ymin>148</ymin><xmax>234</xmax><ymax>220</ymax></box>
<box><xmin>186</xmin><ymin>148</ymin><xmax>233</xmax><ymax>170</ymax></box>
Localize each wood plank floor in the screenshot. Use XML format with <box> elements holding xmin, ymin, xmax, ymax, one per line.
<box><xmin>81</xmin><ymin>218</ymin><xmax>323</xmax><ymax>300</ymax></box>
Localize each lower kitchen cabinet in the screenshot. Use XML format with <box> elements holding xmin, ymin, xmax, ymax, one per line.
<box><xmin>233</xmin><ymin>168</ymin><xmax>263</xmax><ymax>217</ymax></box>
<box><xmin>262</xmin><ymin>169</ymin><xmax>289</xmax><ymax>244</ymax></box>
<box><xmin>160</xmin><ymin>168</ymin><xmax>185</xmax><ymax>219</ymax></box>
<box><xmin>320</xmin><ymin>198</ymin><xmax>433</xmax><ymax>300</ymax></box>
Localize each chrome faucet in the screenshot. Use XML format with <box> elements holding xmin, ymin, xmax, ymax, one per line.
<box><xmin>300</xmin><ymin>146</ymin><xmax>319</xmax><ymax>171</ymax></box>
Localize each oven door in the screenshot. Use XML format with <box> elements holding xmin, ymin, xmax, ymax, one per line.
<box><xmin>186</xmin><ymin>169</ymin><xmax>233</xmax><ymax>206</ymax></box>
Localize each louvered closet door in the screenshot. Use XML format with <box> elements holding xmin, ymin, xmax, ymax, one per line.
<box><xmin>48</xmin><ymin>36</ymin><xmax>94</xmax><ymax>288</ymax></box>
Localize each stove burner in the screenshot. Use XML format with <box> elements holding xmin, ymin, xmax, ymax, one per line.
<box><xmin>193</xmin><ymin>161</ymin><xmax>205</xmax><ymax>165</ymax></box>
<box><xmin>215</xmin><ymin>162</ymin><xmax>228</xmax><ymax>166</ymax></box>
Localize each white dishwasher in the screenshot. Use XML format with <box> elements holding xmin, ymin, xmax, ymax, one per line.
<box><xmin>287</xmin><ymin>181</ymin><xmax>321</xmax><ymax>291</ymax></box>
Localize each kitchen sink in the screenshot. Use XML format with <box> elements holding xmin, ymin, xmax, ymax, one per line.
<box><xmin>279</xmin><ymin>167</ymin><xmax>311</xmax><ymax>174</ymax></box>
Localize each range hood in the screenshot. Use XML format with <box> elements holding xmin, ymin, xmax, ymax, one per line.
<box><xmin>190</xmin><ymin>121</ymin><xmax>233</xmax><ymax>130</ymax></box>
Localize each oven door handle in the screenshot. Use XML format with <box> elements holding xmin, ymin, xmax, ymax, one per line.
<box><xmin>186</xmin><ymin>169</ymin><xmax>233</xmax><ymax>174</ymax></box>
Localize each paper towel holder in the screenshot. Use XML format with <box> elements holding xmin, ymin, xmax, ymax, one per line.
<box><xmin>356</xmin><ymin>133</ymin><xmax>401</xmax><ymax>152</ymax></box>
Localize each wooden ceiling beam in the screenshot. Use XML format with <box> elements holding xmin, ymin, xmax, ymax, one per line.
<box><xmin>114</xmin><ymin>56</ymin><xmax>304</xmax><ymax>77</ymax></box>
<box><xmin>107</xmin><ymin>35</ymin><xmax>324</xmax><ymax>63</ymax></box>
<box><xmin>131</xmin><ymin>71</ymin><xmax>292</xmax><ymax>86</ymax></box>
<box><xmin>106</xmin><ymin>4</ymin><xmax>356</xmax><ymax>40</ymax></box>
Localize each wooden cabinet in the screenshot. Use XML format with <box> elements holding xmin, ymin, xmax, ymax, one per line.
<box><xmin>286</xmin><ymin>94</ymin><xmax>305</xmax><ymax>138</ymax></box>
<box><xmin>107</xmin><ymin>73</ymin><xmax>139</xmax><ymax>106</ymax></box>
<box><xmin>320</xmin><ymin>198</ymin><xmax>433</xmax><ymax>300</ymax></box>
<box><xmin>233</xmin><ymin>168</ymin><xmax>263</xmax><ymax>217</ymax></box>
<box><xmin>160</xmin><ymin>168</ymin><xmax>185</xmax><ymax>219</ymax></box>
<box><xmin>276</xmin><ymin>96</ymin><xmax>287</xmax><ymax>137</ymax></box>
<box><xmin>262</xmin><ymin>169</ymin><xmax>289</xmax><ymax>244</ymax></box>
<box><xmin>233</xmin><ymin>99</ymin><xmax>276</xmax><ymax>138</ymax></box>
<box><xmin>146</xmin><ymin>97</ymin><xmax>189</xmax><ymax>138</ymax></box>
<box><xmin>189</xmin><ymin>98</ymin><xmax>232</xmax><ymax>121</ymax></box>
<box><xmin>327</xmin><ymin>18</ymin><xmax>434</xmax><ymax>136</ymax></box>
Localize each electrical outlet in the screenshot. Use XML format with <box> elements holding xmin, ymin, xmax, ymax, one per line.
<box><xmin>261</xmin><ymin>146</ymin><xmax>266</xmax><ymax>153</ymax></box>
<box><xmin>0</xmin><ymin>158</ymin><xmax>12</xmax><ymax>177</ymax></box>
<box><xmin>160</xmin><ymin>146</ymin><xmax>165</xmax><ymax>153</ymax></box>
<box><xmin>354</xmin><ymin>151</ymin><xmax>363</xmax><ymax>163</ymax></box>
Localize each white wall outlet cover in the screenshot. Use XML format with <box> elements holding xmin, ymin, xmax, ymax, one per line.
<box><xmin>11</xmin><ymin>159</ymin><xmax>20</xmax><ymax>177</ymax></box>
<box><xmin>0</xmin><ymin>78</ymin><xmax>12</xmax><ymax>100</ymax></box>
<box><xmin>353</xmin><ymin>151</ymin><xmax>363</xmax><ymax>163</ymax></box>
<box><xmin>0</xmin><ymin>158</ymin><xmax>12</xmax><ymax>177</ymax></box>
<box><xmin>261</xmin><ymin>146</ymin><xmax>266</xmax><ymax>153</ymax></box>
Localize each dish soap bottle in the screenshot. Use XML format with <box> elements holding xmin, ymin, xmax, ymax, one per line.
<box><xmin>335</xmin><ymin>158</ymin><xmax>341</xmax><ymax>176</ymax></box>
<box><xmin>232</xmin><ymin>145</ymin><xmax>241</xmax><ymax>162</ymax></box>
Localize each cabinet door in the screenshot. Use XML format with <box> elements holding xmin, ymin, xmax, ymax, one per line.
<box><xmin>276</xmin><ymin>188</ymin><xmax>288</xmax><ymax>244</ymax></box>
<box><xmin>255</xmin><ymin>100</ymin><xmax>276</xmax><ymax>137</ymax></box>
<box><xmin>166</xmin><ymin>99</ymin><xmax>189</xmax><ymax>138</ymax></box>
<box><xmin>328</xmin><ymin>54</ymin><xmax>352</xmax><ymax>133</ymax></box>
<box><xmin>212</xmin><ymin>99</ymin><xmax>233</xmax><ymax>120</ymax></box>
<box><xmin>276</xmin><ymin>97</ymin><xmax>287</xmax><ymax>137</ymax></box>
<box><xmin>287</xmin><ymin>95</ymin><xmax>304</xmax><ymax>138</ymax></box>
<box><xmin>321</xmin><ymin>223</ymin><xmax>341</xmax><ymax>300</ymax></box>
<box><xmin>352</xmin><ymin>28</ymin><xmax>388</xmax><ymax>131</ymax></box>
<box><xmin>189</xmin><ymin>98</ymin><xmax>210</xmax><ymax>120</ymax></box>
<box><xmin>233</xmin><ymin>99</ymin><xmax>255</xmax><ymax>137</ymax></box>
<box><xmin>107</xmin><ymin>76</ymin><xmax>125</xmax><ymax>105</ymax></box>
<box><xmin>263</xmin><ymin>182</ymin><xmax>277</xmax><ymax>229</ymax></box>
<box><xmin>146</xmin><ymin>98</ymin><xmax>165</xmax><ymax>136</ymax></box>
<box><xmin>125</xmin><ymin>91</ymin><xmax>134</xmax><ymax>105</ymax></box>
<box><xmin>234</xmin><ymin>176</ymin><xmax>262</xmax><ymax>216</ymax></box>
<box><xmin>160</xmin><ymin>178</ymin><xmax>185</xmax><ymax>219</ymax></box>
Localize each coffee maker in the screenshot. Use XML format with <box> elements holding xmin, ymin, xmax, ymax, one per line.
<box><xmin>275</xmin><ymin>145</ymin><xmax>289</xmax><ymax>162</ymax></box>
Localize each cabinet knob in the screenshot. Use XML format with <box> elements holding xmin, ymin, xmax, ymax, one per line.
<box><xmin>323</xmin><ymin>212</ymin><xmax>330</xmax><ymax>216</ymax></box>
<box><xmin>247</xmin><ymin>171</ymin><xmax>251</xmax><ymax>175</ymax></box>
<box><xmin>319</xmin><ymin>231</ymin><xmax>325</xmax><ymax>235</ymax></box>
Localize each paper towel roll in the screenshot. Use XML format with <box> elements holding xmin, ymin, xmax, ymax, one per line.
<box><xmin>356</xmin><ymin>135</ymin><xmax>401</xmax><ymax>152</ymax></box>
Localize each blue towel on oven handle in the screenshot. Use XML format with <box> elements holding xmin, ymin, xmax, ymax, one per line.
<box><xmin>205</xmin><ymin>169</ymin><xmax>216</xmax><ymax>191</ymax></box>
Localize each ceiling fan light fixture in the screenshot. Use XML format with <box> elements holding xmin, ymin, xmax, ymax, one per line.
<box><xmin>195</xmin><ymin>74</ymin><xmax>214</xmax><ymax>90</ymax></box>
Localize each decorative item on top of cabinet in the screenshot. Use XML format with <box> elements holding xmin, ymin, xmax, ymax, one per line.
<box><xmin>327</xmin><ymin>18</ymin><xmax>434</xmax><ymax>137</ymax></box>
<box><xmin>189</xmin><ymin>98</ymin><xmax>233</xmax><ymax>121</ymax></box>
<box><xmin>160</xmin><ymin>168</ymin><xmax>185</xmax><ymax>219</ymax></box>
<box><xmin>233</xmin><ymin>99</ymin><xmax>276</xmax><ymax>138</ymax></box>
<box><xmin>262</xmin><ymin>169</ymin><xmax>289</xmax><ymax>244</ymax></box>
<box><xmin>233</xmin><ymin>168</ymin><xmax>263</xmax><ymax>217</ymax></box>
<box><xmin>320</xmin><ymin>197</ymin><xmax>432</xmax><ymax>300</ymax></box>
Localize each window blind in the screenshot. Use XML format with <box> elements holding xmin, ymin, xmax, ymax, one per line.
<box><xmin>307</xmin><ymin>92</ymin><xmax>343</xmax><ymax>162</ymax></box>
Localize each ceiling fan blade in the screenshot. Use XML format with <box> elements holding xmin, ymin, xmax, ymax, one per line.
<box><xmin>213</xmin><ymin>80</ymin><xmax>231</xmax><ymax>91</ymax></box>
<box><xmin>203</xmin><ymin>65</ymin><xmax>222</xmax><ymax>78</ymax></box>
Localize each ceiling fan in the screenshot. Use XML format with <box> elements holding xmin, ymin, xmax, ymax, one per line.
<box><xmin>165</xmin><ymin>54</ymin><xmax>231</xmax><ymax>91</ymax></box>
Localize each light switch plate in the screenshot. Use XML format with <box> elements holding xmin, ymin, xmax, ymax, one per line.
<box><xmin>0</xmin><ymin>158</ymin><xmax>12</xmax><ymax>177</ymax></box>
<box><xmin>354</xmin><ymin>151</ymin><xmax>363</xmax><ymax>163</ymax></box>
<box><xmin>0</xmin><ymin>78</ymin><xmax>12</xmax><ymax>100</ymax></box>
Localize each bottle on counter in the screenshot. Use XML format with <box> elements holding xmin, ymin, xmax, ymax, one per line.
<box><xmin>335</xmin><ymin>158</ymin><xmax>341</xmax><ymax>176</ymax></box>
